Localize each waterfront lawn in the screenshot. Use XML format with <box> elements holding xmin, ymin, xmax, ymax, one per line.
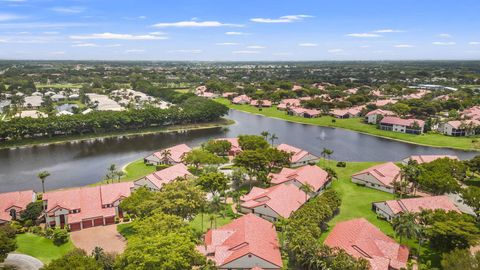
<box><xmin>122</xmin><ymin>159</ymin><xmax>157</xmax><ymax>181</ymax></box>
<box><xmin>216</xmin><ymin>98</ymin><xmax>478</xmax><ymax>150</ymax></box>
<box><xmin>15</xmin><ymin>233</ymin><xmax>75</xmax><ymax>264</ymax></box>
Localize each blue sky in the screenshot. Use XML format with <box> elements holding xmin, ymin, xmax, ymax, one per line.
<box><xmin>0</xmin><ymin>0</ymin><xmax>479</xmax><ymax>61</ymax></box>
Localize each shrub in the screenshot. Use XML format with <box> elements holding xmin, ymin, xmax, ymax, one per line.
<box><xmin>336</xmin><ymin>161</ymin><xmax>347</xmax><ymax>167</ymax></box>
<box><xmin>331</xmin><ymin>119</ymin><xmax>336</xmax><ymax>123</ymax></box>
<box><xmin>23</xmin><ymin>220</ymin><xmax>34</xmax><ymax>228</ymax></box>
<box><xmin>155</xmin><ymin>164</ymin><xmax>171</xmax><ymax>171</ymax></box>
<box><xmin>52</xmin><ymin>228</ymin><xmax>69</xmax><ymax>246</ymax></box>
<box><xmin>29</xmin><ymin>226</ymin><xmax>43</xmax><ymax>235</ymax></box>
<box><xmin>123</xmin><ymin>214</ymin><xmax>131</xmax><ymax>222</ymax></box>
<box><xmin>45</xmin><ymin>227</ymin><xmax>54</xmax><ymax>238</ymax></box>
<box><xmin>114</xmin><ymin>217</ymin><xmax>120</xmax><ymax>224</ymax></box>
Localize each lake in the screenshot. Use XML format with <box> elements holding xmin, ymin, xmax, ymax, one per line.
<box><xmin>0</xmin><ymin>110</ymin><xmax>477</xmax><ymax>192</ymax></box>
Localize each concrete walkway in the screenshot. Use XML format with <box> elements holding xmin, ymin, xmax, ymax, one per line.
<box><xmin>2</xmin><ymin>253</ymin><xmax>44</xmax><ymax>270</ymax></box>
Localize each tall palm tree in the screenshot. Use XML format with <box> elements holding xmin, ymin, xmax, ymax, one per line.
<box><xmin>321</xmin><ymin>148</ymin><xmax>333</xmax><ymax>167</ymax></box>
<box><xmin>160</xmin><ymin>149</ymin><xmax>172</xmax><ymax>164</ymax></box>
<box><xmin>400</xmin><ymin>161</ymin><xmax>421</xmax><ymax>196</ymax></box>
<box><xmin>37</xmin><ymin>171</ymin><xmax>50</xmax><ymax>193</ymax></box>
<box><xmin>260</xmin><ymin>131</ymin><xmax>270</xmax><ymax>141</ymax></box>
<box><xmin>324</xmin><ymin>167</ymin><xmax>338</xmax><ymax>183</ymax></box>
<box><xmin>274</xmin><ymin>218</ymin><xmax>289</xmax><ymax>249</ymax></box>
<box><xmin>210</xmin><ymin>195</ymin><xmax>222</xmax><ymax>229</ymax></box>
<box><xmin>299</xmin><ymin>183</ymin><xmax>314</xmax><ymax>202</ymax></box>
<box><xmin>392</xmin><ymin>212</ymin><xmax>420</xmax><ymax>244</ymax></box>
<box><xmin>269</xmin><ymin>133</ymin><xmax>278</xmax><ymax>146</ymax></box>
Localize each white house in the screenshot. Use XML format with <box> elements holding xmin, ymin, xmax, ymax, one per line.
<box><xmin>351</xmin><ymin>162</ymin><xmax>402</xmax><ymax>193</ymax></box>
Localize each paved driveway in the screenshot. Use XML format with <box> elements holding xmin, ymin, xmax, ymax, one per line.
<box><xmin>2</xmin><ymin>253</ymin><xmax>43</xmax><ymax>270</ymax></box>
<box><xmin>70</xmin><ymin>224</ymin><xmax>126</xmax><ymax>254</ymax></box>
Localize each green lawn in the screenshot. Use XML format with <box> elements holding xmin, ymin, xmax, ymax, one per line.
<box><xmin>319</xmin><ymin>162</ymin><xmax>441</xmax><ymax>268</ymax></box>
<box><xmin>189</xmin><ymin>212</ymin><xmax>233</xmax><ymax>234</ymax></box>
<box><xmin>117</xmin><ymin>223</ymin><xmax>135</xmax><ymax>239</ymax></box>
<box><xmin>15</xmin><ymin>233</ymin><xmax>75</xmax><ymax>264</ymax></box>
<box><xmin>216</xmin><ymin>98</ymin><xmax>479</xmax><ymax>151</ymax></box>
<box><xmin>319</xmin><ymin>162</ymin><xmax>395</xmax><ymax>242</ymax></box>
<box><xmin>122</xmin><ymin>159</ymin><xmax>157</xmax><ymax>181</ymax></box>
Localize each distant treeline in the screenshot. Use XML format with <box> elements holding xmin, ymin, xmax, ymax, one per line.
<box><xmin>0</xmin><ymin>97</ymin><xmax>228</xmax><ymax>141</ymax></box>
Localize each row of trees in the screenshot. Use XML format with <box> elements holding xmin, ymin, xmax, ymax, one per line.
<box><xmin>0</xmin><ymin>97</ymin><xmax>228</xmax><ymax>141</ymax></box>
<box><xmin>281</xmin><ymin>190</ymin><xmax>370</xmax><ymax>270</ymax></box>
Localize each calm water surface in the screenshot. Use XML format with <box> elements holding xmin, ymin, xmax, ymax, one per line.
<box><xmin>0</xmin><ymin>110</ymin><xmax>477</xmax><ymax>192</ymax></box>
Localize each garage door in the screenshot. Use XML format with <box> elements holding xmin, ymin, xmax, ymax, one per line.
<box><xmin>93</xmin><ymin>218</ymin><xmax>104</xmax><ymax>227</ymax></box>
<box><xmin>104</xmin><ymin>216</ymin><xmax>115</xmax><ymax>225</ymax></box>
<box><xmin>82</xmin><ymin>220</ymin><xmax>93</xmax><ymax>229</ymax></box>
<box><xmin>69</xmin><ymin>222</ymin><xmax>82</xmax><ymax>231</ymax></box>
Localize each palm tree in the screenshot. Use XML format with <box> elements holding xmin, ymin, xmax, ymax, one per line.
<box><xmin>392</xmin><ymin>212</ymin><xmax>420</xmax><ymax>244</ymax></box>
<box><xmin>210</xmin><ymin>195</ymin><xmax>222</xmax><ymax>229</ymax></box>
<box><xmin>400</xmin><ymin>161</ymin><xmax>421</xmax><ymax>196</ymax></box>
<box><xmin>299</xmin><ymin>183</ymin><xmax>314</xmax><ymax>202</ymax></box>
<box><xmin>274</xmin><ymin>218</ymin><xmax>289</xmax><ymax>249</ymax></box>
<box><xmin>260</xmin><ymin>131</ymin><xmax>270</xmax><ymax>141</ymax></box>
<box><xmin>37</xmin><ymin>171</ymin><xmax>50</xmax><ymax>193</ymax></box>
<box><xmin>321</xmin><ymin>148</ymin><xmax>333</xmax><ymax>167</ymax></box>
<box><xmin>160</xmin><ymin>149</ymin><xmax>172</xmax><ymax>164</ymax></box>
<box><xmin>324</xmin><ymin>167</ymin><xmax>338</xmax><ymax>183</ymax></box>
<box><xmin>269</xmin><ymin>133</ymin><xmax>278</xmax><ymax>146</ymax></box>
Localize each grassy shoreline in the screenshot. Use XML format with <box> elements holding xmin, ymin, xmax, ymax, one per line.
<box><xmin>0</xmin><ymin>118</ymin><xmax>234</xmax><ymax>150</ymax></box>
<box><xmin>215</xmin><ymin>98</ymin><xmax>479</xmax><ymax>151</ymax></box>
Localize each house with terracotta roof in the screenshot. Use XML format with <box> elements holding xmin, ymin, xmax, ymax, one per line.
<box><xmin>379</xmin><ymin>116</ymin><xmax>425</xmax><ymax>135</ymax></box>
<box><xmin>222</xmin><ymin>92</ymin><xmax>236</xmax><ymax>98</ymax></box>
<box><xmin>365</xmin><ymin>109</ymin><xmax>396</xmax><ymax>124</ymax></box>
<box><xmin>330</xmin><ymin>107</ymin><xmax>363</xmax><ymax>119</ymax></box>
<box><xmin>197</xmin><ymin>213</ymin><xmax>282</xmax><ymax>270</ymax></box>
<box><xmin>232</xmin><ymin>95</ymin><xmax>252</xmax><ymax>105</ymax></box>
<box><xmin>287</xmin><ymin>107</ymin><xmax>321</xmax><ymax>118</ymax></box>
<box><xmin>401</xmin><ymin>154</ymin><xmax>459</xmax><ymax>165</ymax></box>
<box><xmin>216</xmin><ymin>137</ymin><xmax>242</xmax><ymax>156</ymax></box>
<box><xmin>277</xmin><ymin>98</ymin><xmax>301</xmax><ymax>111</ymax></box>
<box><xmin>43</xmin><ymin>182</ymin><xmax>134</xmax><ymax>231</ymax></box>
<box><xmin>250</xmin><ymin>100</ymin><xmax>272</xmax><ymax>107</ymax></box>
<box><xmin>133</xmin><ymin>163</ymin><xmax>193</xmax><ymax>191</ymax></box>
<box><xmin>144</xmin><ymin>144</ymin><xmax>192</xmax><ymax>165</ymax></box>
<box><xmin>276</xmin><ymin>143</ymin><xmax>320</xmax><ymax>167</ymax></box>
<box><xmin>373</xmin><ymin>99</ymin><xmax>397</xmax><ymax>107</ymax></box>
<box><xmin>373</xmin><ymin>195</ymin><xmax>459</xmax><ymax>221</ymax></box>
<box><xmin>324</xmin><ymin>218</ymin><xmax>409</xmax><ymax>270</ymax></box>
<box><xmin>240</xmin><ymin>184</ymin><xmax>308</xmax><ymax>222</ymax></box>
<box><xmin>351</xmin><ymin>162</ymin><xmax>402</xmax><ymax>193</ymax></box>
<box><xmin>438</xmin><ymin>120</ymin><xmax>480</xmax><ymax>136</ymax></box>
<box><xmin>269</xmin><ymin>165</ymin><xmax>330</xmax><ymax>194</ymax></box>
<box><xmin>0</xmin><ymin>190</ymin><xmax>36</xmax><ymax>224</ymax></box>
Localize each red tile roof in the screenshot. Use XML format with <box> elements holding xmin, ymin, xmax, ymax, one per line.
<box><xmin>352</xmin><ymin>162</ymin><xmax>401</xmax><ymax>187</ymax></box>
<box><xmin>407</xmin><ymin>155</ymin><xmax>459</xmax><ymax>164</ymax></box>
<box><xmin>0</xmin><ymin>190</ymin><xmax>35</xmax><ymax>222</ymax></box>
<box><xmin>240</xmin><ymin>184</ymin><xmax>308</xmax><ymax>218</ymax></box>
<box><xmin>250</xmin><ymin>100</ymin><xmax>272</xmax><ymax>107</ymax></box>
<box><xmin>276</xmin><ymin>143</ymin><xmax>318</xmax><ymax>163</ymax></box>
<box><xmin>365</xmin><ymin>109</ymin><xmax>396</xmax><ymax>117</ymax></box>
<box><xmin>383</xmin><ymin>195</ymin><xmax>459</xmax><ymax>215</ymax></box>
<box><xmin>280</xmin><ymin>98</ymin><xmax>301</xmax><ymax>107</ymax></box>
<box><xmin>232</xmin><ymin>95</ymin><xmax>251</xmax><ymax>104</ymax></box>
<box><xmin>324</xmin><ymin>218</ymin><xmax>409</xmax><ymax>270</ymax></box>
<box><xmin>198</xmin><ymin>214</ymin><xmax>282</xmax><ymax>268</ymax></box>
<box><xmin>153</xmin><ymin>144</ymin><xmax>192</xmax><ymax>163</ymax></box>
<box><xmin>446</xmin><ymin>119</ymin><xmax>480</xmax><ymax>129</ymax></box>
<box><xmin>373</xmin><ymin>99</ymin><xmax>397</xmax><ymax>107</ymax></box>
<box><xmin>269</xmin><ymin>165</ymin><xmax>329</xmax><ymax>192</ymax></box>
<box><xmin>43</xmin><ymin>182</ymin><xmax>133</xmax><ymax>224</ymax></box>
<box><xmin>380</xmin><ymin>116</ymin><xmax>425</xmax><ymax>128</ymax></box>
<box><xmin>144</xmin><ymin>163</ymin><xmax>192</xmax><ymax>189</ymax></box>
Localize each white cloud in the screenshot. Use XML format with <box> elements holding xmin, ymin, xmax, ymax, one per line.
<box><xmin>149</xmin><ymin>31</ymin><xmax>166</xmax><ymax>36</ymax></box>
<box><xmin>0</xmin><ymin>13</ymin><xmax>24</xmax><ymax>21</ymax></box>
<box><xmin>250</xmin><ymin>15</ymin><xmax>312</xmax><ymax>23</ymax></box>
<box><xmin>169</xmin><ymin>49</ymin><xmax>202</xmax><ymax>53</ymax></box>
<box><xmin>469</xmin><ymin>42</ymin><xmax>480</xmax><ymax>45</ymax></box>
<box><xmin>374</xmin><ymin>29</ymin><xmax>404</xmax><ymax>33</ymax></box>
<box><xmin>328</xmin><ymin>48</ymin><xmax>343</xmax><ymax>53</ymax></box>
<box><xmin>298</xmin><ymin>43</ymin><xmax>318</xmax><ymax>47</ymax></box>
<box><xmin>346</xmin><ymin>33</ymin><xmax>381</xmax><ymax>38</ymax></box>
<box><xmin>394</xmin><ymin>44</ymin><xmax>414</xmax><ymax>48</ymax></box>
<box><xmin>432</xmin><ymin>41</ymin><xmax>456</xmax><ymax>46</ymax></box>
<box><xmin>232</xmin><ymin>50</ymin><xmax>260</xmax><ymax>54</ymax></box>
<box><xmin>438</xmin><ymin>33</ymin><xmax>452</xmax><ymax>38</ymax></box>
<box><xmin>215</xmin><ymin>42</ymin><xmax>238</xmax><ymax>46</ymax></box>
<box><xmin>50</xmin><ymin>7</ymin><xmax>85</xmax><ymax>14</ymax></box>
<box><xmin>0</xmin><ymin>39</ymin><xmax>7</xmax><ymax>43</ymax></box>
<box><xmin>247</xmin><ymin>45</ymin><xmax>265</xmax><ymax>49</ymax></box>
<box><xmin>225</xmin><ymin>31</ymin><xmax>250</xmax><ymax>36</ymax></box>
<box><xmin>153</xmin><ymin>20</ymin><xmax>243</xmax><ymax>28</ymax></box>
<box><xmin>72</xmin><ymin>43</ymin><xmax>98</xmax><ymax>47</ymax></box>
<box><xmin>70</xmin><ymin>32</ymin><xmax>166</xmax><ymax>40</ymax></box>
<box><xmin>124</xmin><ymin>49</ymin><xmax>145</xmax><ymax>54</ymax></box>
